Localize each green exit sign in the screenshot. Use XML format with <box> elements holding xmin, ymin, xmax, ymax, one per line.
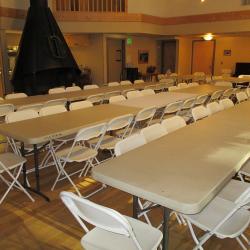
<box><xmin>127</xmin><ymin>38</ymin><xmax>133</xmax><ymax>45</ymax></box>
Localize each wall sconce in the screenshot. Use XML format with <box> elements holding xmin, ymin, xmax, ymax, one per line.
<box><xmin>203</xmin><ymin>33</ymin><xmax>214</xmax><ymax>41</ymax></box>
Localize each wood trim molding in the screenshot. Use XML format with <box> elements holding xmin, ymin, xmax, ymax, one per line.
<box><xmin>1</xmin><ymin>6</ymin><xmax>250</xmax><ymax>26</ymax></box>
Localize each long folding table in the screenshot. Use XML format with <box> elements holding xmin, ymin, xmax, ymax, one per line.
<box><xmin>0</xmin><ymin>104</ymin><xmax>140</xmax><ymax>201</ymax></box>
<box><xmin>92</xmin><ymin>101</ymin><xmax>250</xmax><ymax>249</ymax></box>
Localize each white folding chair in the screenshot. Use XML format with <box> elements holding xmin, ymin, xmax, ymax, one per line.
<box><xmin>104</xmin><ymin>91</ymin><xmax>121</xmax><ymax>102</ymax></box>
<box><xmin>159</xmin><ymin>78</ymin><xmax>175</xmax><ymax>87</ymax></box>
<box><xmin>222</xmin><ymin>88</ymin><xmax>235</xmax><ymax>99</ymax></box>
<box><xmin>191</xmin><ymin>106</ymin><xmax>209</xmax><ymax>122</ymax></box>
<box><xmin>161</xmin><ymin>116</ymin><xmax>186</xmax><ymax>133</ymax></box>
<box><xmin>195</xmin><ymin>94</ymin><xmax>209</xmax><ymax>106</ymax></box>
<box><xmin>134</xmin><ymin>79</ymin><xmax>144</xmax><ymax>84</ymax></box>
<box><xmin>109</xmin><ymin>95</ymin><xmax>126</xmax><ymax>103</ymax></box>
<box><xmin>43</xmin><ymin>98</ymin><xmax>67</xmax><ymax>108</ymax></box>
<box><xmin>0</xmin><ymin>153</ymin><xmax>34</xmax><ymax>204</ymax></box>
<box><xmin>238</xmin><ymin>158</ymin><xmax>250</xmax><ymax>183</ymax></box>
<box><xmin>177</xmin><ymin>82</ymin><xmax>188</xmax><ymax>88</ymax></box>
<box><xmin>48</xmin><ymin>87</ymin><xmax>65</xmax><ymax>94</ymax></box>
<box><xmin>108</xmin><ymin>82</ymin><xmax>120</xmax><ymax>87</ymax></box>
<box><xmin>168</xmin><ymin>86</ymin><xmax>179</xmax><ymax>92</ymax></box>
<box><xmin>5</xmin><ymin>93</ymin><xmax>28</xmax><ymax>99</ymax></box>
<box><xmin>154</xmin><ymin>83</ymin><xmax>165</xmax><ymax>92</ymax></box>
<box><xmin>219</xmin><ymin>98</ymin><xmax>234</xmax><ymax>110</ymax></box>
<box><xmin>87</xmin><ymin>94</ymin><xmax>104</xmax><ymax>105</ymax></box>
<box><xmin>126</xmin><ymin>90</ymin><xmax>142</xmax><ymax>99</ymax></box>
<box><xmin>157</xmin><ymin>74</ymin><xmax>165</xmax><ymax>81</ymax></box>
<box><xmin>84</xmin><ymin>84</ymin><xmax>99</xmax><ymax>90</ymax></box>
<box><xmin>39</xmin><ymin>105</ymin><xmax>67</xmax><ymax>116</ymax></box>
<box><xmin>209</xmin><ymin>90</ymin><xmax>224</xmax><ymax>103</ymax></box>
<box><xmin>0</xmin><ymin>104</ymin><xmax>15</xmax><ymax>122</ymax></box>
<box><xmin>140</xmin><ymin>124</ymin><xmax>167</xmax><ymax>143</ymax></box>
<box><xmin>122</xmin><ymin>89</ymin><xmax>135</xmax><ymax>97</ymax></box>
<box><xmin>188</xmin><ymin>82</ymin><xmax>199</xmax><ymax>87</ymax></box>
<box><xmin>144</xmin><ymin>85</ymin><xmax>156</xmax><ymax>90</ymax></box>
<box><xmin>60</xmin><ymin>191</ymin><xmax>163</xmax><ymax>250</ymax></box>
<box><xmin>18</xmin><ymin>103</ymin><xmax>43</xmax><ymax>113</ymax></box>
<box><xmin>206</xmin><ymin>102</ymin><xmax>223</xmax><ymax>115</ymax></box>
<box><xmin>236</xmin><ymin>92</ymin><xmax>248</xmax><ymax>103</ymax></box>
<box><xmin>129</xmin><ymin>106</ymin><xmax>157</xmax><ymax>135</ymax></box>
<box><xmin>159</xmin><ymin>100</ymin><xmax>183</xmax><ymax>122</ymax></box>
<box><xmin>141</xmin><ymin>89</ymin><xmax>155</xmax><ymax>96</ymax></box>
<box><xmin>215</xmin><ymin>81</ymin><xmax>233</xmax><ymax>87</ymax></box>
<box><xmin>52</xmin><ymin>123</ymin><xmax>107</xmax><ymax>195</ymax></box>
<box><xmin>178</xmin><ymin>97</ymin><xmax>197</xmax><ymax>123</ymax></box>
<box><xmin>182</xmin><ymin>187</ymin><xmax>250</xmax><ymax>250</ymax></box>
<box><xmin>245</xmin><ymin>88</ymin><xmax>250</xmax><ymax>98</ymax></box>
<box><xmin>120</xmin><ymin>80</ymin><xmax>132</xmax><ymax>86</ymax></box>
<box><xmin>65</xmin><ymin>86</ymin><xmax>81</xmax><ymax>92</ymax></box>
<box><xmin>69</xmin><ymin>101</ymin><xmax>93</xmax><ymax>111</ymax></box>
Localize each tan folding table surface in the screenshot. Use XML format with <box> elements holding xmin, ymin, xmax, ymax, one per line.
<box><xmin>0</xmin><ymin>104</ymin><xmax>139</xmax><ymax>201</ymax></box>
<box><xmin>93</xmin><ymin>101</ymin><xmax>250</xmax><ymax>249</ymax></box>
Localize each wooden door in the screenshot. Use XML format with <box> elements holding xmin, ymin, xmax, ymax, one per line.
<box><xmin>161</xmin><ymin>40</ymin><xmax>177</xmax><ymax>73</ymax></box>
<box><xmin>0</xmin><ymin>49</ymin><xmax>5</xmax><ymax>97</ymax></box>
<box><xmin>192</xmin><ymin>40</ymin><xmax>215</xmax><ymax>74</ymax></box>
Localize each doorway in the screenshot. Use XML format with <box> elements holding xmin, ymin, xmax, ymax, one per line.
<box><xmin>107</xmin><ymin>38</ymin><xmax>125</xmax><ymax>83</ymax></box>
<box><xmin>192</xmin><ymin>40</ymin><xmax>215</xmax><ymax>75</ymax></box>
<box><xmin>161</xmin><ymin>40</ymin><xmax>177</xmax><ymax>74</ymax></box>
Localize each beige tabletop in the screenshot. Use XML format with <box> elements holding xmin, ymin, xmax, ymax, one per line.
<box><xmin>173</xmin><ymin>84</ymin><xmax>228</xmax><ymax>95</ymax></box>
<box><xmin>93</xmin><ymin>101</ymin><xmax>250</xmax><ymax>214</ymax></box>
<box><xmin>0</xmin><ymin>83</ymin><xmax>156</xmax><ymax>109</ymax></box>
<box><xmin>116</xmin><ymin>92</ymin><xmax>197</xmax><ymax>109</ymax></box>
<box><xmin>0</xmin><ymin>104</ymin><xmax>139</xmax><ymax>145</ymax></box>
<box><xmin>222</xmin><ymin>77</ymin><xmax>250</xmax><ymax>84</ymax></box>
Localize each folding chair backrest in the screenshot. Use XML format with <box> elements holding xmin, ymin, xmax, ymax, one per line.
<box><xmin>39</xmin><ymin>105</ymin><xmax>67</xmax><ymax>117</ymax></box>
<box><xmin>107</xmin><ymin>114</ymin><xmax>134</xmax><ymax>132</ymax></box>
<box><xmin>245</xmin><ymin>88</ymin><xmax>250</xmax><ymax>97</ymax></box>
<box><xmin>140</xmin><ymin>124</ymin><xmax>167</xmax><ymax>143</ymax></box>
<box><xmin>236</xmin><ymin>91</ymin><xmax>248</xmax><ymax>103</ymax></box>
<box><xmin>181</xmin><ymin>97</ymin><xmax>196</xmax><ymax>110</ymax></box>
<box><xmin>60</xmin><ymin>192</ymin><xmax>139</xmax><ymax>245</ymax></box>
<box><xmin>134</xmin><ymin>79</ymin><xmax>144</xmax><ymax>84</ymax></box>
<box><xmin>5</xmin><ymin>93</ymin><xmax>28</xmax><ymax>99</ymax></box>
<box><xmin>122</xmin><ymin>89</ymin><xmax>135</xmax><ymax>96</ymax></box>
<box><xmin>189</xmin><ymin>82</ymin><xmax>199</xmax><ymax>87</ymax></box>
<box><xmin>120</xmin><ymin>80</ymin><xmax>132</xmax><ymax>86</ymax></box>
<box><xmin>109</xmin><ymin>95</ymin><xmax>126</xmax><ymax>103</ymax></box>
<box><xmin>6</xmin><ymin>109</ymin><xmax>39</xmax><ymax>123</ymax></box>
<box><xmin>105</xmin><ymin>91</ymin><xmax>121</xmax><ymax>100</ymax></box>
<box><xmin>161</xmin><ymin>116</ymin><xmax>186</xmax><ymax>133</ymax></box>
<box><xmin>18</xmin><ymin>103</ymin><xmax>43</xmax><ymax>113</ymax></box>
<box><xmin>219</xmin><ymin>98</ymin><xmax>234</xmax><ymax>110</ymax></box>
<box><xmin>195</xmin><ymin>94</ymin><xmax>209</xmax><ymax>106</ymax></box>
<box><xmin>168</xmin><ymin>86</ymin><xmax>179</xmax><ymax>92</ymax></box>
<box><xmin>178</xmin><ymin>82</ymin><xmax>188</xmax><ymax>88</ymax></box>
<box><xmin>0</xmin><ymin>104</ymin><xmax>15</xmax><ymax>118</ymax></box>
<box><xmin>206</xmin><ymin>102</ymin><xmax>223</xmax><ymax>115</ymax></box>
<box><xmin>126</xmin><ymin>90</ymin><xmax>142</xmax><ymax>99</ymax></box>
<box><xmin>164</xmin><ymin>101</ymin><xmax>183</xmax><ymax>115</ymax></box>
<box><xmin>48</xmin><ymin>87</ymin><xmax>65</xmax><ymax>94</ymax></box>
<box><xmin>69</xmin><ymin>101</ymin><xmax>93</xmax><ymax>111</ymax></box>
<box><xmin>222</xmin><ymin>88</ymin><xmax>235</xmax><ymax>98</ymax></box>
<box><xmin>84</xmin><ymin>84</ymin><xmax>99</xmax><ymax>90</ymax></box>
<box><xmin>154</xmin><ymin>83</ymin><xmax>165</xmax><ymax>92</ymax></box>
<box><xmin>135</xmin><ymin>106</ymin><xmax>157</xmax><ymax>122</ymax></box>
<box><xmin>214</xmin><ymin>81</ymin><xmax>233</xmax><ymax>87</ymax></box>
<box><xmin>66</xmin><ymin>86</ymin><xmax>81</xmax><ymax>92</ymax></box>
<box><xmin>115</xmin><ymin>134</ymin><xmax>146</xmax><ymax>156</ymax></box>
<box><xmin>210</xmin><ymin>90</ymin><xmax>224</xmax><ymax>102</ymax></box>
<box><xmin>141</xmin><ymin>89</ymin><xmax>155</xmax><ymax>96</ymax></box>
<box><xmin>44</xmin><ymin>98</ymin><xmax>67</xmax><ymax>107</ymax></box>
<box><xmin>87</xmin><ymin>94</ymin><xmax>104</xmax><ymax>104</ymax></box>
<box><xmin>157</xmin><ymin>74</ymin><xmax>165</xmax><ymax>81</ymax></box>
<box><xmin>192</xmin><ymin>106</ymin><xmax>209</xmax><ymax>121</ymax></box>
<box><xmin>144</xmin><ymin>85</ymin><xmax>156</xmax><ymax>90</ymax></box>
<box><xmin>75</xmin><ymin>123</ymin><xmax>107</xmax><ymax>142</ymax></box>
<box><xmin>159</xmin><ymin>78</ymin><xmax>175</xmax><ymax>86</ymax></box>
<box><xmin>108</xmin><ymin>82</ymin><xmax>120</xmax><ymax>87</ymax></box>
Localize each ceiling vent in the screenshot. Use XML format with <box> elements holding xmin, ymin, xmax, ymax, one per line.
<box><xmin>242</xmin><ymin>0</ymin><xmax>250</xmax><ymax>5</ymax></box>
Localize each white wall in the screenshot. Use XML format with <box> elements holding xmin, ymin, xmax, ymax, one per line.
<box><xmin>128</xmin><ymin>0</ymin><xmax>250</xmax><ymax>17</ymax></box>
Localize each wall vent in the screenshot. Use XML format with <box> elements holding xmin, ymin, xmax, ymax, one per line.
<box><xmin>242</xmin><ymin>0</ymin><xmax>250</xmax><ymax>5</ymax></box>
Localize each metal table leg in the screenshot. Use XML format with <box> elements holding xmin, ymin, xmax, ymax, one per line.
<box><xmin>162</xmin><ymin>207</ymin><xmax>170</xmax><ymax>250</ymax></box>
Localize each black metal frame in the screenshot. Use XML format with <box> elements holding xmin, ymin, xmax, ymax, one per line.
<box><xmin>133</xmin><ymin>195</ymin><xmax>170</xmax><ymax>250</ymax></box>
<box><xmin>21</xmin><ymin>142</ymin><xmax>50</xmax><ymax>202</ymax></box>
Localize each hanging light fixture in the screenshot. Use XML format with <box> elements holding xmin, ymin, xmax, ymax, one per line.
<box><xmin>203</xmin><ymin>33</ymin><xmax>214</xmax><ymax>41</ymax></box>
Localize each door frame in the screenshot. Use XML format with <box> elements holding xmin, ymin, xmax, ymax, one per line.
<box><xmin>191</xmin><ymin>39</ymin><xmax>216</xmax><ymax>75</ymax></box>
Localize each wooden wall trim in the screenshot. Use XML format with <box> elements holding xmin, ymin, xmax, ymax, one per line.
<box><xmin>1</xmin><ymin>7</ymin><xmax>250</xmax><ymax>25</ymax></box>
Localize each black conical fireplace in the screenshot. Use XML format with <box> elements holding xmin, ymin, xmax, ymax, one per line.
<box><xmin>12</xmin><ymin>0</ymin><xmax>81</xmax><ymax>95</ymax></box>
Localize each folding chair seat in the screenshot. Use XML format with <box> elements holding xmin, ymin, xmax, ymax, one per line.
<box><xmin>161</xmin><ymin>116</ymin><xmax>186</xmax><ymax>133</ymax></box>
<box><xmin>126</xmin><ymin>90</ymin><xmax>142</xmax><ymax>99</ymax></box>
<box><xmin>84</xmin><ymin>84</ymin><xmax>99</xmax><ymax>90</ymax></box>
<box><xmin>60</xmin><ymin>192</ymin><xmax>163</xmax><ymax>250</ymax></box>
<box><xmin>168</xmin><ymin>86</ymin><xmax>179</xmax><ymax>92</ymax></box>
<box><xmin>191</xmin><ymin>106</ymin><xmax>209</xmax><ymax>122</ymax></box>
<box><xmin>206</xmin><ymin>102</ymin><xmax>223</xmax><ymax>115</ymax></box>
<box><xmin>43</xmin><ymin>98</ymin><xmax>67</xmax><ymax>108</ymax></box>
<box><xmin>65</xmin><ymin>86</ymin><xmax>81</xmax><ymax>92</ymax></box>
<box><xmin>209</xmin><ymin>90</ymin><xmax>224</xmax><ymax>103</ymax></box>
<box><xmin>108</xmin><ymin>82</ymin><xmax>120</xmax><ymax>87</ymax></box>
<box><xmin>177</xmin><ymin>82</ymin><xmax>188</xmax><ymax>88</ymax></box>
<box><xmin>120</xmin><ymin>80</ymin><xmax>132</xmax><ymax>86</ymax></box>
<box><xmin>0</xmin><ymin>152</ymin><xmax>34</xmax><ymax>204</ymax></box>
<box><xmin>219</xmin><ymin>98</ymin><xmax>234</xmax><ymax>109</ymax></box>
<box><xmin>144</xmin><ymin>85</ymin><xmax>156</xmax><ymax>90</ymax></box>
<box><xmin>236</xmin><ymin>92</ymin><xmax>248</xmax><ymax>104</ymax></box>
<box><xmin>141</xmin><ymin>89</ymin><xmax>155</xmax><ymax>96</ymax></box>
<box><xmin>51</xmin><ymin>123</ymin><xmax>107</xmax><ymax>195</ymax></box>
<box><xmin>87</xmin><ymin>94</ymin><xmax>104</xmax><ymax>105</ymax></box>
<box><xmin>40</xmin><ymin>105</ymin><xmax>67</xmax><ymax>116</ymax></box>
<box><xmin>69</xmin><ymin>101</ymin><xmax>93</xmax><ymax>111</ymax></box>
<box><xmin>109</xmin><ymin>95</ymin><xmax>126</xmax><ymax>103</ymax></box>
<box><xmin>5</xmin><ymin>93</ymin><xmax>28</xmax><ymax>99</ymax></box>
<box><xmin>48</xmin><ymin>87</ymin><xmax>65</xmax><ymax>94</ymax></box>
<box><xmin>182</xmin><ymin>187</ymin><xmax>250</xmax><ymax>250</ymax></box>
<box><xmin>140</xmin><ymin>124</ymin><xmax>167</xmax><ymax>143</ymax></box>
<box><xmin>18</xmin><ymin>103</ymin><xmax>43</xmax><ymax>113</ymax></box>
